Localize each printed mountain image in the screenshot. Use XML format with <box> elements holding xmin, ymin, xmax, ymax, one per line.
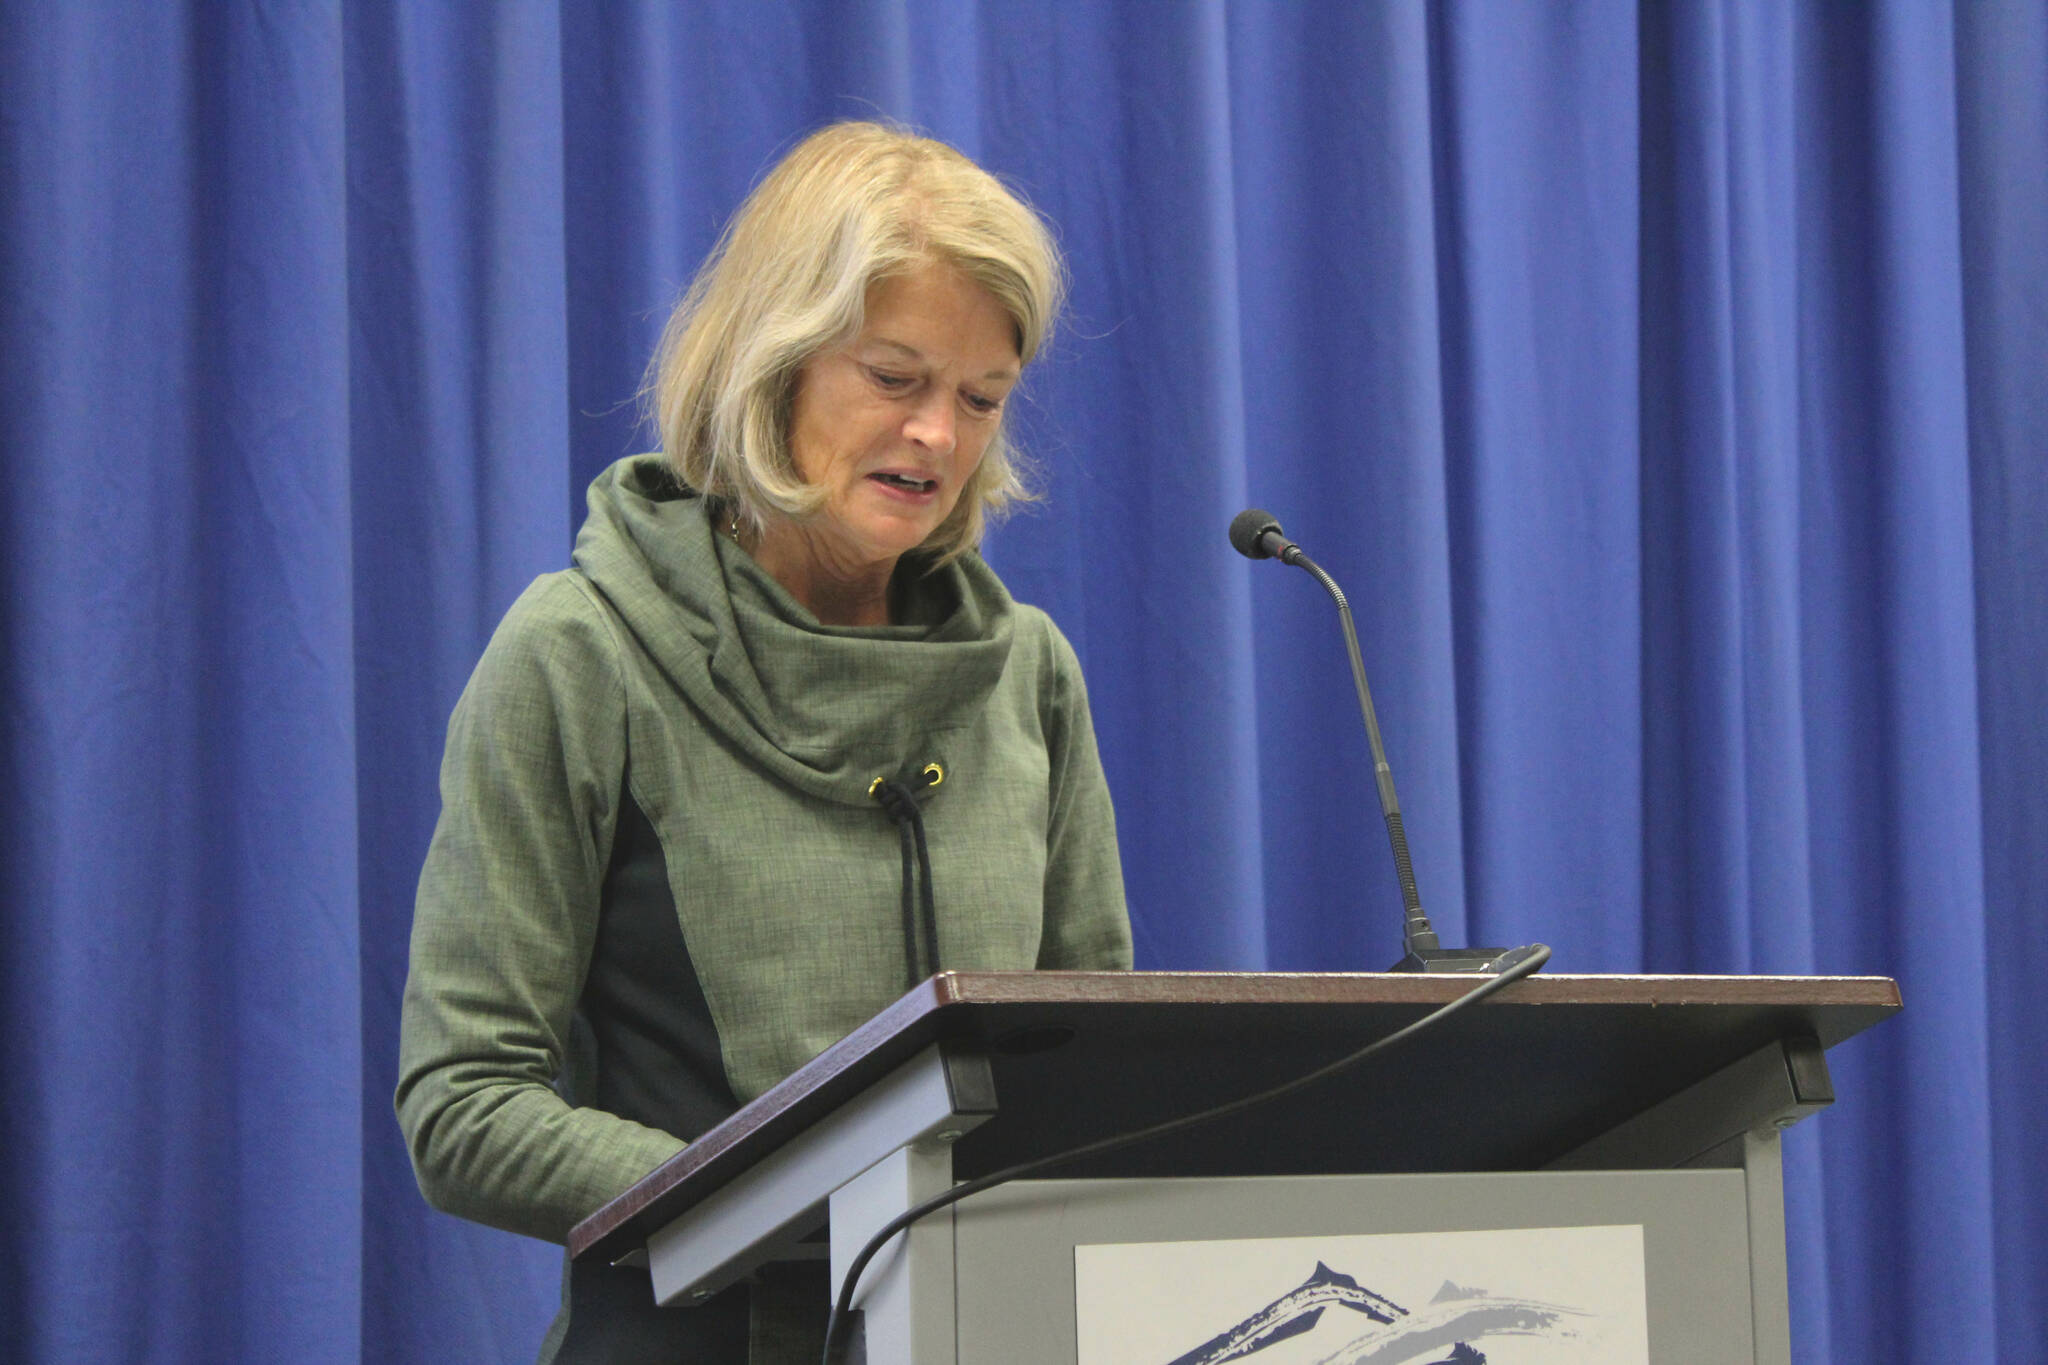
<box><xmin>1162</xmin><ymin>1262</ymin><xmax>1597</xmax><ymax>1365</ymax></box>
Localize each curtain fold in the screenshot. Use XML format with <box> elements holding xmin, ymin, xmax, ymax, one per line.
<box><xmin>344</xmin><ymin>4</ymin><xmax>575</xmax><ymax>1357</ymax></box>
<box><xmin>2</xmin><ymin>2</ymin><xmax>2039</xmax><ymax>1360</ymax></box>
<box><xmin>1955</xmin><ymin>4</ymin><xmax>2048</xmax><ymax>1358</ymax></box>
<box><xmin>3</xmin><ymin>2</ymin><xmax>367</xmax><ymax>1358</ymax></box>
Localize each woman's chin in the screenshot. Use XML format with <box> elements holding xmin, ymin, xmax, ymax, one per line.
<box><xmin>832</xmin><ymin>507</ymin><xmax>947</xmax><ymax>563</ymax></box>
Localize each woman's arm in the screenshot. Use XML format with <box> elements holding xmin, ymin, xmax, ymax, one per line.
<box><xmin>1035</xmin><ymin>622</ymin><xmax>1135</xmax><ymax>971</ymax></box>
<box><xmin>395</xmin><ymin>575</ymin><xmax>686</xmax><ymax>1244</ymax></box>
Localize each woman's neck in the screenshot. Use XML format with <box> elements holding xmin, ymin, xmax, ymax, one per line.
<box><xmin>742</xmin><ymin>517</ymin><xmax>897</xmax><ymax>627</ymax></box>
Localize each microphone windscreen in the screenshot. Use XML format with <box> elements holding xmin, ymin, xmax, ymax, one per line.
<box><xmin>1229</xmin><ymin>508</ymin><xmax>1284</xmax><ymax>559</ymax></box>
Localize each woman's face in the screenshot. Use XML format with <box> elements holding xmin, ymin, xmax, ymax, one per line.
<box><xmin>786</xmin><ymin>263</ymin><xmax>1020</xmax><ymax>570</ymax></box>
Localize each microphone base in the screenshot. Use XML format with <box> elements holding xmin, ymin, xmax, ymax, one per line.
<box><xmin>1388</xmin><ymin>946</ymin><xmax>1515</xmax><ymax>973</ymax></box>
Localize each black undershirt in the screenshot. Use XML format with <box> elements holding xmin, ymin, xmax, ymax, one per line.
<box><xmin>548</xmin><ymin>779</ymin><xmax>825</xmax><ymax>1363</ymax></box>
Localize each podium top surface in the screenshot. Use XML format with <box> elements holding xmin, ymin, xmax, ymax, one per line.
<box><xmin>570</xmin><ymin>970</ymin><xmax>1899</xmax><ymax>1263</ymax></box>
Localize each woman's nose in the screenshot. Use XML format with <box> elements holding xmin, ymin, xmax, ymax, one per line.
<box><xmin>903</xmin><ymin>389</ymin><xmax>956</xmax><ymax>454</ymax></box>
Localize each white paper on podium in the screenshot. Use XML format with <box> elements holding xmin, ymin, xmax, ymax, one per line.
<box><xmin>1075</xmin><ymin>1223</ymin><xmax>1649</xmax><ymax>1365</ymax></box>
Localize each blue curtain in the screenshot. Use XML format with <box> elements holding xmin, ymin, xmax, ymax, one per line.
<box><xmin>3</xmin><ymin>2</ymin><xmax>2041</xmax><ymax>1360</ymax></box>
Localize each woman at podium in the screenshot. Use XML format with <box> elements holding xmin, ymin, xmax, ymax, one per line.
<box><xmin>394</xmin><ymin>120</ymin><xmax>1132</xmax><ymax>1362</ymax></box>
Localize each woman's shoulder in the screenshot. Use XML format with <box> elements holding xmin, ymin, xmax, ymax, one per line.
<box><xmin>1007</xmin><ymin>600</ymin><xmax>1081</xmax><ymax>664</ymax></box>
<box><xmin>468</xmin><ymin>569</ymin><xmax>630</xmax><ymax>702</ymax></box>
<box><xmin>489</xmin><ymin>568</ymin><xmax>624</xmax><ymax>639</ymax></box>
<box><xmin>998</xmin><ymin>601</ymin><xmax>1093</xmax><ymax>720</ymax></box>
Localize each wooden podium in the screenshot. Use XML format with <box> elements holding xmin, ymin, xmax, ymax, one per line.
<box><xmin>570</xmin><ymin>971</ymin><xmax>1898</xmax><ymax>1363</ymax></box>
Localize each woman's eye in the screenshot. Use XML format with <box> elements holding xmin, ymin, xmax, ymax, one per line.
<box><xmin>963</xmin><ymin>392</ymin><xmax>1002</xmax><ymax>415</ymax></box>
<box><xmin>866</xmin><ymin>367</ymin><xmax>913</xmax><ymax>390</ymax></box>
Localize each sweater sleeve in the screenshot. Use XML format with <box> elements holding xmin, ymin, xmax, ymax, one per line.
<box><xmin>1035</xmin><ymin>623</ymin><xmax>1135</xmax><ymax>970</ymax></box>
<box><xmin>394</xmin><ymin>575</ymin><xmax>686</xmax><ymax>1244</ymax></box>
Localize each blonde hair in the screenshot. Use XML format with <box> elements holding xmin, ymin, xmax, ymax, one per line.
<box><xmin>646</xmin><ymin>121</ymin><xmax>1067</xmax><ymax>562</ymax></box>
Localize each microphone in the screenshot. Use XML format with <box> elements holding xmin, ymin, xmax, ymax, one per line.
<box><xmin>1231</xmin><ymin>509</ymin><xmax>1525</xmax><ymax>973</ymax></box>
<box><xmin>1227</xmin><ymin>508</ymin><xmax>1300</xmax><ymax>564</ymax></box>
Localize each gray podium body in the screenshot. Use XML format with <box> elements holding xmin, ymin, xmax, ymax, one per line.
<box><xmin>570</xmin><ymin>972</ymin><xmax>1898</xmax><ymax>1364</ymax></box>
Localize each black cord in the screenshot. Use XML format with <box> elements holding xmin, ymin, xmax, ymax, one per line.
<box><xmin>873</xmin><ymin>772</ymin><xmax>943</xmax><ymax>987</ymax></box>
<box><xmin>818</xmin><ymin>942</ymin><xmax>1551</xmax><ymax>1363</ymax></box>
<box><xmin>909</xmin><ymin>805</ymin><xmax>940</xmax><ymax>980</ymax></box>
<box><xmin>890</xmin><ymin>812</ymin><xmax>919</xmax><ymax>988</ymax></box>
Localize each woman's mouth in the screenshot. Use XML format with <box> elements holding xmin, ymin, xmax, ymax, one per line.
<box><xmin>869</xmin><ymin>472</ymin><xmax>937</xmax><ymax>494</ymax></box>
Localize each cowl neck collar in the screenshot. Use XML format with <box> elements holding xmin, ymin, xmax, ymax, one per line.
<box><xmin>572</xmin><ymin>457</ymin><xmax>1016</xmax><ymax>804</ymax></box>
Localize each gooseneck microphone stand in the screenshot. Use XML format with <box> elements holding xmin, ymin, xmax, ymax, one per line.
<box><xmin>1229</xmin><ymin>508</ymin><xmax>1513</xmax><ymax>972</ymax></box>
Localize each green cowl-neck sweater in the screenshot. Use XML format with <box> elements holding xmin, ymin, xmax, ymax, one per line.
<box><xmin>396</xmin><ymin>453</ymin><xmax>1131</xmax><ymax>1255</ymax></box>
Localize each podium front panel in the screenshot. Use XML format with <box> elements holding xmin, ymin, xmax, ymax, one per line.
<box><xmin>951</xmin><ymin>1169</ymin><xmax>1761</xmax><ymax>1364</ymax></box>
